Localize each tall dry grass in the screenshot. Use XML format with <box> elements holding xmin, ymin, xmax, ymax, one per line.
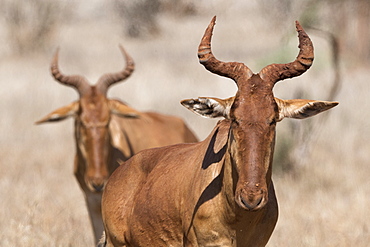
<box><xmin>0</xmin><ymin>1</ymin><xmax>369</xmax><ymax>246</ymax></box>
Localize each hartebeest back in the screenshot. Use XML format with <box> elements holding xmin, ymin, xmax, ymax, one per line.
<box><xmin>101</xmin><ymin>17</ymin><xmax>338</xmax><ymax>246</ymax></box>
<box><xmin>36</xmin><ymin>45</ymin><xmax>198</xmax><ymax>244</ymax></box>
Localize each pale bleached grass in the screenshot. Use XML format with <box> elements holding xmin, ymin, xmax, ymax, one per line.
<box><xmin>0</xmin><ymin>1</ymin><xmax>369</xmax><ymax>246</ymax></box>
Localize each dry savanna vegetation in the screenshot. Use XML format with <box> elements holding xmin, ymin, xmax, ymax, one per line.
<box><xmin>0</xmin><ymin>1</ymin><xmax>369</xmax><ymax>246</ymax></box>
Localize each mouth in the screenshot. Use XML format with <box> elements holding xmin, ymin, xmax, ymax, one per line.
<box><xmin>91</xmin><ymin>183</ymin><xmax>105</xmax><ymax>192</ymax></box>
<box><xmin>236</xmin><ymin>191</ymin><xmax>267</xmax><ymax>211</ymax></box>
<box><xmin>239</xmin><ymin>195</ymin><xmax>264</xmax><ymax>211</ymax></box>
<box><xmin>86</xmin><ymin>179</ymin><xmax>106</xmax><ymax>193</ymax></box>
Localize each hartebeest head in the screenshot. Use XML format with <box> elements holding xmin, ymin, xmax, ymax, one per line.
<box><xmin>182</xmin><ymin>17</ymin><xmax>338</xmax><ymax>211</ymax></box>
<box><xmin>36</xmin><ymin>45</ymin><xmax>140</xmax><ymax>192</ymax></box>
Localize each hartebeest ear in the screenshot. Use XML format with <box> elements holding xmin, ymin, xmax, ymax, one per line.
<box><xmin>275</xmin><ymin>98</ymin><xmax>339</xmax><ymax>121</ymax></box>
<box><xmin>181</xmin><ymin>97</ymin><xmax>234</xmax><ymax>119</ymax></box>
<box><xmin>35</xmin><ymin>101</ymin><xmax>79</xmax><ymax>124</ymax></box>
<box><xmin>109</xmin><ymin>117</ymin><xmax>132</xmax><ymax>158</ymax></box>
<box><xmin>108</xmin><ymin>99</ymin><xmax>141</xmax><ymax>118</ymax></box>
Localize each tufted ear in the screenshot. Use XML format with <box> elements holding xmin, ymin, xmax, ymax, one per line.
<box><xmin>108</xmin><ymin>99</ymin><xmax>141</xmax><ymax>118</ymax></box>
<box><xmin>35</xmin><ymin>101</ymin><xmax>79</xmax><ymax>124</ymax></box>
<box><xmin>181</xmin><ymin>97</ymin><xmax>234</xmax><ymax>119</ymax></box>
<box><xmin>275</xmin><ymin>98</ymin><xmax>339</xmax><ymax>121</ymax></box>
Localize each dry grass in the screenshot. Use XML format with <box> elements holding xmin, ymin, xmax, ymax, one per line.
<box><xmin>1</xmin><ymin>1</ymin><xmax>369</xmax><ymax>246</ymax></box>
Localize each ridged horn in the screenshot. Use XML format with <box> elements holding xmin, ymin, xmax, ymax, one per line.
<box><xmin>259</xmin><ymin>21</ymin><xmax>314</xmax><ymax>84</ymax></box>
<box><xmin>198</xmin><ymin>16</ymin><xmax>253</xmax><ymax>84</ymax></box>
<box><xmin>50</xmin><ymin>48</ymin><xmax>90</xmax><ymax>96</ymax></box>
<box><xmin>96</xmin><ymin>44</ymin><xmax>135</xmax><ymax>95</ymax></box>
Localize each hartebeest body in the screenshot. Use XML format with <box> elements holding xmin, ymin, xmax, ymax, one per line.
<box><xmin>36</xmin><ymin>45</ymin><xmax>198</xmax><ymax>243</ymax></box>
<box><xmin>101</xmin><ymin>17</ymin><xmax>338</xmax><ymax>247</ymax></box>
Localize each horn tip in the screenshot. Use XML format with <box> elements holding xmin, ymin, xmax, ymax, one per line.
<box><xmin>118</xmin><ymin>44</ymin><xmax>131</xmax><ymax>61</ymax></box>
<box><xmin>295</xmin><ymin>20</ymin><xmax>303</xmax><ymax>32</ymax></box>
<box><xmin>210</xmin><ymin>16</ymin><xmax>216</xmax><ymax>27</ymax></box>
<box><xmin>118</xmin><ymin>44</ymin><xmax>125</xmax><ymax>51</ymax></box>
<box><xmin>203</xmin><ymin>16</ymin><xmax>217</xmax><ymax>39</ymax></box>
<box><xmin>52</xmin><ymin>47</ymin><xmax>61</xmax><ymax>65</ymax></box>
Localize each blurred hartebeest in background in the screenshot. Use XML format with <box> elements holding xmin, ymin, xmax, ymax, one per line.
<box><xmin>36</xmin><ymin>45</ymin><xmax>198</xmax><ymax>243</ymax></box>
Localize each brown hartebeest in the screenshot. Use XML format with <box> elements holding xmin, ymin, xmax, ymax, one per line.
<box><xmin>36</xmin><ymin>45</ymin><xmax>198</xmax><ymax>244</ymax></box>
<box><xmin>101</xmin><ymin>17</ymin><xmax>338</xmax><ymax>247</ymax></box>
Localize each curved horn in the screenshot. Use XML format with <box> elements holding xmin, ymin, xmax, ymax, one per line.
<box><xmin>259</xmin><ymin>21</ymin><xmax>314</xmax><ymax>84</ymax></box>
<box><xmin>96</xmin><ymin>44</ymin><xmax>135</xmax><ymax>94</ymax></box>
<box><xmin>198</xmin><ymin>16</ymin><xmax>253</xmax><ymax>83</ymax></box>
<box><xmin>51</xmin><ymin>48</ymin><xmax>90</xmax><ymax>96</ymax></box>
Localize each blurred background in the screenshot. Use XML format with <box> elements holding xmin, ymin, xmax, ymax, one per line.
<box><xmin>0</xmin><ymin>0</ymin><xmax>369</xmax><ymax>246</ymax></box>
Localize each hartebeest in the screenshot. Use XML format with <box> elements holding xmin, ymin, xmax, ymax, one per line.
<box><xmin>36</xmin><ymin>45</ymin><xmax>198</xmax><ymax>244</ymax></box>
<box><xmin>101</xmin><ymin>17</ymin><xmax>338</xmax><ymax>246</ymax></box>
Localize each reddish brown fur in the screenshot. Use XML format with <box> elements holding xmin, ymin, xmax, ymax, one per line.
<box><xmin>36</xmin><ymin>45</ymin><xmax>198</xmax><ymax>244</ymax></box>
<box><xmin>101</xmin><ymin>17</ymin><xmax>338</xmax><ymax>247</ymax></box>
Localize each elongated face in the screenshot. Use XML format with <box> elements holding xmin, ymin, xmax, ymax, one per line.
<box><xmin>229</xmin><ymin>74</ymin><xmax>278</xmax><ymax>211</ymax></box>
<box><xmin>187</xmin><ymin>16</ymin><xmax>335</xmax><ymax>211</ymax></box>
<box><xmin>76</xmin><ymin>88</ymin><xmax>111</xmax><ymax>192</ymax></box>
<box><xmin>35</xmin><ymin>45</ymin><xmax>136</xmax><ymax>193</ymax></box>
